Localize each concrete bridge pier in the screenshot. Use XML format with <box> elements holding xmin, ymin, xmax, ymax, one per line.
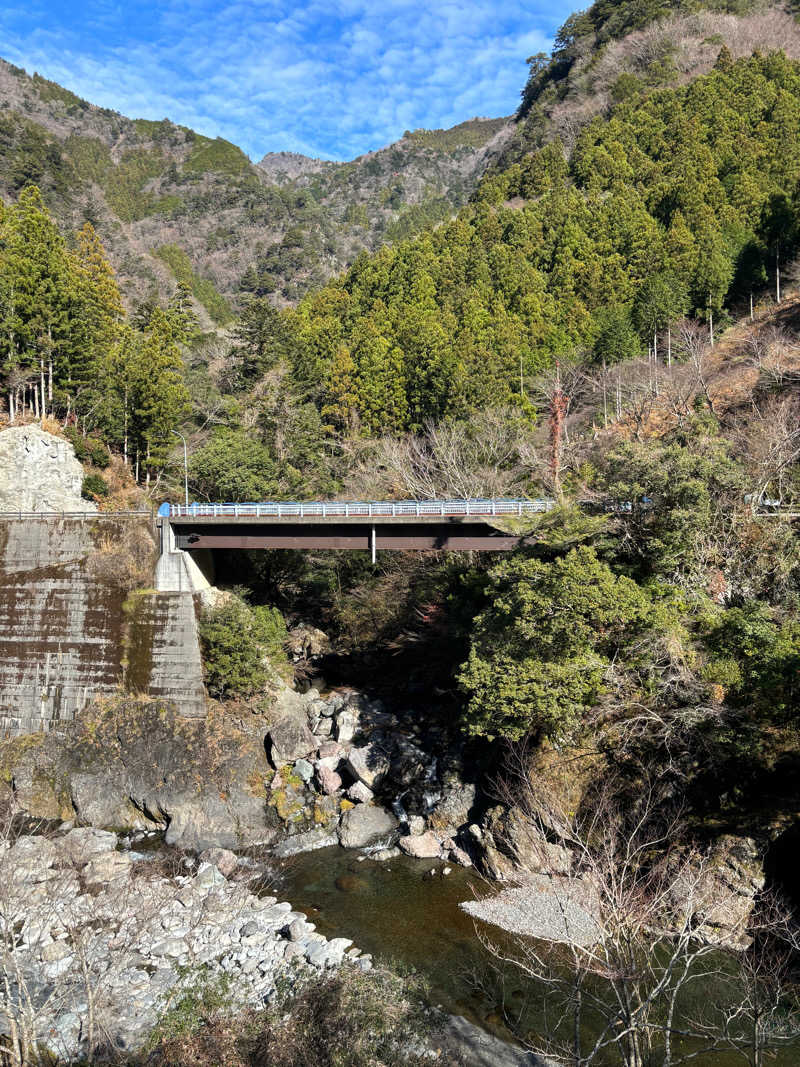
<box><xmin>155</xmin><ymin>517</ymin><xmax>215</xmax><ymax>593</ymax></box>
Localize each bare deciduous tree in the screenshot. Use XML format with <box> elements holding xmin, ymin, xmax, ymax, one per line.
<box><xmin>346</xmin><ymin>406</ymin><xmax>544</xmax><ymax>500</ymax></box>
<box><xmin>473</xmin><ymin>752</ymin><xmax>800</xmax><ymax>1067</ymax></box>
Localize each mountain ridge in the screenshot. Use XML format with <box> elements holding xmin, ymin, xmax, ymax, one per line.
<box><xmin>0</xmin><ymin>57</ymin><xmax>509</xmax><ymax>323</ymax></box>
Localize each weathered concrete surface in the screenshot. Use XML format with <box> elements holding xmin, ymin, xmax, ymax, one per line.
<box><xmin>0</xmin><ymin>517</ymin><xmax>206</xmax><ymax>733</ymax></box>
<box><xmin>0</xmin><ymin>425</ymin><xmax>94</xmax><ymax>512</ymax></box>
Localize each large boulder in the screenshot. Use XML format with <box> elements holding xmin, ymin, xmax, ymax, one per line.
<box><xmin>269</xmin><ymin>716</ymin><xmax>318</xmax><ymax>766</ymax></box>
<box><xmin>676</xmin><ymin>835</ymin><xmax>765</xmax><ymax>948</ymax></box>
<box><xmin>345</xmin><ymin>744</ymin><xmax>391</xmax><ymax>789</ymax></box>
<box><xmin>338</xmin><ymin>805</ymin><xmax>398</xmax><ymax>848</ymax></box>
<box><xmin>5</xmin><ymin>699</ymin><xmax>279</xmax><ymax>851</ymax></box>
<box><xmin>476</xmin><ymin>805</ymin><xmax>572</xmax><ymax>881</ymax></box>
<box><xmin>398</xmin><ymin>831</ymin><xmax>442</xmax><ymax>859</ymax></box>
<box><xmin>83</xmin><ymin>850</ymin><xmax>132</xmax><ymax>887</ymax></box>
<box><xmin>428</xmin><ymin>777</ymin><xmax>477</xmax><ymax>836</ymax></box>
<box><xmin>59</xmin><ymin>827</ymin><xmax>118</xmax><ymax>866</ymax></box>
<box><xmin>285</xmin><ymin>623</ymin><xmax>331</xmax><ymax>662</ymax></box>
<box><xmin>0</xmin><ymin>426</ymin><xmax>95</xmax><ymax>512</ymax></box>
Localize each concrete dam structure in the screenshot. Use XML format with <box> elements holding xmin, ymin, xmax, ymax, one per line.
<box><xmin>0</xmin><ymin>513</ymin><xmax>207</xmax><ymax>736</ymax></box>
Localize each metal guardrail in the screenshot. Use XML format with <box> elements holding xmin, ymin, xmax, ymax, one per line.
<box><xmin>165</xmin><ymin>499</ymin><xmax>557</xmax><ymax>520</ymax></box>
<box><xmin>0</xmin><ymin>510</ymin><xmax>152</xmax><ymax>519</ymax></box>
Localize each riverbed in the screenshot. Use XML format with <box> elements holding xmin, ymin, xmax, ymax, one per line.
<box><xmin>276</xmin><ymin>845</ymin><xmax>541</xmax><ymax>1044</ymax></box>
<box><xmin>276</xmin><ymin>845</ymin><xmax>799</xmax><ymax>1067</ymax></box>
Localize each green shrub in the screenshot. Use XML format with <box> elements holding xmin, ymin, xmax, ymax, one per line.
<box><xmin>458</xmin><ymin>546</ymin><xmax>678</xmax><ymax>741</ymax></box>
<box><xmin>65</xmin><ymin>427</ymin><xmax>110</xmax><ymax>468</ymax></box>
<box><xmin>81</xmin><ymin>473</ymin><xmax>108</xmax><ymax>500</ymax></box>
<box><xmin>198</xmin><ymin>595</ymin><xmax>289</xmax><ymax>698</ymax></box>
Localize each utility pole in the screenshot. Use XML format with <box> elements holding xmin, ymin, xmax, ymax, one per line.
<box><xmin>171</xmin><ymin>429</ymin><xmax>189</xmax><ymax>508</ymax></box>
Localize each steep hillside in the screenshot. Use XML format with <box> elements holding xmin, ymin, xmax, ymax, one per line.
<box><xmin>282</xmin><ymin>40</ymin><xmax>800</xmax><ymax>433</ymax></box>
<box><xmin>246</xmin><ymin>118</ymin><xmax>511</xmax><ymax>300</ymax></box>
<box><xmin>0</xmin><ymin>58</ymin><xmax>509</xmax><ymax>319</ymax></box>
<box><xmin>499</xmin><ymin>0</ymin><xmax>800</xmax><ymax>167</ymax></box>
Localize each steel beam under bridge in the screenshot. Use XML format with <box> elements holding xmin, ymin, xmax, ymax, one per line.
<box><xmin>169</xmin><ymin>519</ymin><xmax>521</xmax><ymax>554</ymax></box>
<box><xmin>160</xmin><ymin>500</ymin><xmax>555</xmax><ymax>559</ymax></box>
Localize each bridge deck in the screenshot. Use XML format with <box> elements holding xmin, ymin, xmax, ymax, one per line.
<box><xmin>161</xmin><ymin>499</ymin><xmax>554</xmax><ymax>554</ymax></box>
<box><xmin>163</xmin><ymin>498</ymin><xmax>555</xmax><ymax>523</ymax></box>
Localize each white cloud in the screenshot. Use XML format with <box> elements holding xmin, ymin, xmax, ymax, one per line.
<box><xmin>0</xmin><ymin>0</ymin><xmax>576</xmax><ymax>160</ymax></box>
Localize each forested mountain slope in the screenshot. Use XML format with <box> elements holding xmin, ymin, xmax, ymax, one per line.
<box><xmin>285</xmin><ymin>45</ymin><xmax>800</xmax><ymax>432</ymax></box>
<box><xmin>0</xmin><ymin>58</ymin><xmax>509</xmax><ymax>321</ymax></box>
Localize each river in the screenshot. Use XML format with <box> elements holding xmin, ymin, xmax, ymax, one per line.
<box><xmin>276</xmin><ymin>844</ymin><xmax>799</xmax><ymax>1066</ymax></box>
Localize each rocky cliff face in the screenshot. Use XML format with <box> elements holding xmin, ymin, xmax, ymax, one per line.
<box><xmin>0</xmin><ymin>425</ymin><xmax>93</xmax><ymax>512</ymax></box>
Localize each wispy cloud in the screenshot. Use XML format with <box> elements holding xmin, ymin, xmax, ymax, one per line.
<box><xmin>0</xmin><ymin>0</ymin><xmax>574</xmax><ymax>160</ymax></box>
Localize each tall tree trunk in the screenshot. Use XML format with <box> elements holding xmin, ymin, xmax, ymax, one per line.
<box><xmin>667</xmin><ymin>325</ymin><xmax>672</xmax><ymax>367</ymax></box>
<box><xmin>709</xmin><ymin>310</ymin><xmax>714</xmax><ymax>347</ymax></box>
<box><xmin>776</xmin><ymin>244</ymin><xmax>781</xmax><ymax>304</ymax></box>
<box><xmin>39</xmin><ymin>357</ymin><xmax>45</xmax><ymax>420</ymax></box>
<box><xmin>48</xmin><ymin>356</ymin><xmax>53</xmax><ymax>405</ymax></box>
<box><xmin>123</xmin><ymin>389</ymin><xmax>129</xmax><ymax>467</ymax></box>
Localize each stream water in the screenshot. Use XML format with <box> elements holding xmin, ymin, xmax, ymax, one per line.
<box><xmin>275</xmin><ymin>846</ymin><xmax>519</xmax><ymax>1035</ymax></box>
<box><xmin>276</xmin><ymin>845</ymin><xmax>798</xmax><ymax>1066</ymax></box>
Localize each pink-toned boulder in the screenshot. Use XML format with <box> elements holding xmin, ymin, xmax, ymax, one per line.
<box><xmin>198</xmin><ymin>847</ymin><xmax>238</xmax><ymax>877</ymax></box>
<box><xmin>317</xmin><ymin>765</ymin><xmax>342</xmax><ymax>796</ymax></box>
<box><xmin>398</xmin><ymin>831</ymin><xmax>442</xmax><ymax>859</ymax></box>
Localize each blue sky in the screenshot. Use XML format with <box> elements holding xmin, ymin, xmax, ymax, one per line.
<box><xmin>0</xmin><ymin>1</ymin><xmax>575</xmax><ymax>161</ymax></box>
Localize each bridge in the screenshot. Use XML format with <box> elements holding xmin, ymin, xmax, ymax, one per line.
<box><xmin>158</xmin><ymin>498</ymin><xmax>555</xmax><ymax>561</ymax></box>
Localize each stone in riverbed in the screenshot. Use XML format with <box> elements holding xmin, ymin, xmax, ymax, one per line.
<box><xmin>273</xmin><ymin>828</ymin><xmax>339</xmax><ymax>857</ymax></box>
<box><xmin>6</xmin><ymin>835</ymin><xmax>58</xmax><ymax>876</ymax></box>
<box><xmin>449</xmin><ymin>846</ymin><xmax>473</xmax><ymax>868</ymax></box>
<box><xmin>150</xmin><ymin>938</ymin><xmax>187</xmax><ymax>958</ymax></box>
<box><xmin>399</xmin><ymin>831</ymin><xmax>442</xmax><ymax>859</ymax></box>
<box><xmin>345</xmin><ymin>743</ymin><xmax>391</xmax><ymax>789</ymax></box>
<box><xmin>269</xmin><ymin>716</ymin><xmax>318</xmax><ymax>766</ymax></box>
<box><xmin>338</xmin><ymin>805</ymin><xmax>398</xmax><ymax>848</ymax></box>
<box><xmin>198</xmin><ymin>847</ymin><xmax>238</xmax><ymax>877</ymax></box>
<box><xmin>294</xmin><ymin>758</ymin><xmax>314</xmax><ymax>783</ymax></box>
<box><xmin>335</xmin><ymin>709</ymin><xmax>359</xmax><ymax>743</ymax></box>
<box><xmin>192</xmin><ymin>863</ymin><xmax>227</xmax><ymax>892</ymax></box>
<box><xmin>370</xmin><ymin>846</ymin><xmax>401</xmax><ymax>861</ymax></box>
<box><xmin>406</xmin><ymin>815</ymin><xmax>426</xmax><ymax>836</ymax></box>
<box><xmin>58</xmin><ymin>827</ymin><xmax>118</xmax><ymax>866</ymax></box>
<box><xmin>317</xmin><ymin>764</ymin><xmax>342</xmax><ymax>795</ymax></box>
<box><xmin>318</xmin><ymin>741</ymin><xmax>342</xmax><ymax>759</ymax></box>
<box><xmin>347</xmin><ymin>781</ymin><xmax>374</xmax><ymax>804</ymax></box>
<box><xmin>83</xmin><ymin>850</ymin><xmax>133</xmax><ymax>887</ymax></box>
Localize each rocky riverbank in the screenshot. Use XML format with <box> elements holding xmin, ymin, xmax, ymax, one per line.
<box><xmin>0</xmin><ymin>826</ymin><xmax>371</xmax><ymax>1061</ymax></box>
<box><xmin>264</xmin><ymin>685</ymin><xmax>479</xmax><ymax>867</ymax></box>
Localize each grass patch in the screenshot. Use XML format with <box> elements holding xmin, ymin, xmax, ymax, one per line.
<box><xmin>154</xmin><ymin>243</ymin><xmax>233</xmax><ymax>324</ymax></box>
<box><xmin>185</xmin><ymin>135</ymin><xmax>251</xmax><ymax>176</ymax></box>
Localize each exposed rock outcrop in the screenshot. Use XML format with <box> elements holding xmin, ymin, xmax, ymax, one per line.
<box><xmin>1</xmin><ymin>699</ymin><xmax>276</xmax><ymax>851</ymax></box>
<box><xmin>0</xmin><ymin>425</ymin><xmax>93</xmax><ymax>512</ymax></box>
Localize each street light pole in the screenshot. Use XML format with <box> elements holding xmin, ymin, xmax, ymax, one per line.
<box><xmin>171</xmin><ymin>429</ymin><xmax>189</xmax><ymax>508</ymax></box>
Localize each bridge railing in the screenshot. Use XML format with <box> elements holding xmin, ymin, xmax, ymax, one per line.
<box><xmin>165</xmin><ymin>499</ymin><xmax>556</xmax><ymax>519</ymax></box>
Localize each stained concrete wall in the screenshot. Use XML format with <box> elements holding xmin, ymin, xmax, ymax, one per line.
<box><xmin>0</xmin><ymin>517</ymin><xmax>207</xmax><ymax>736</ymax></box>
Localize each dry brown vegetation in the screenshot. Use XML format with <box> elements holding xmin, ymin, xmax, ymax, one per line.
<box><xmin>547</xmin><ymin>5</ymin><xmax>800</xmax><ymax>152</ymax></box>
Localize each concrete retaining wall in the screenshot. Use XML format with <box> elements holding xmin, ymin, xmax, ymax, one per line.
<box><xmin>0</xmin><ymin>517</ymin><xmax>207</xmax><ymax>736</ymax></box>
